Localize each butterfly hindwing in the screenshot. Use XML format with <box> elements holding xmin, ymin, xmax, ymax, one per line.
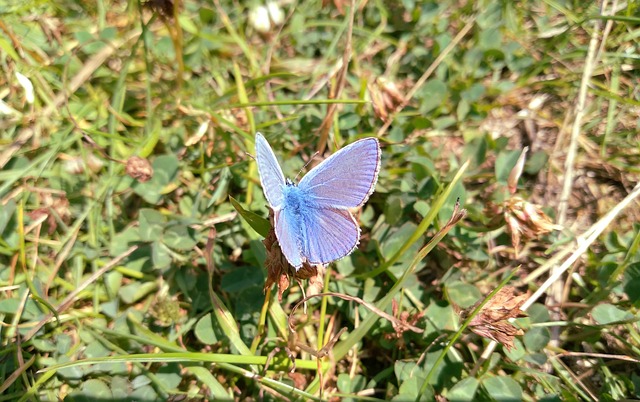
<box><xmin>274</xmin><ymin>208</ymin><xmax>304</xmax><ymax>268</ymax></box>
<box><xmin>301</xmin><ymin>207</ymin><xmax>360</xmax><ymax>265</ymax></box>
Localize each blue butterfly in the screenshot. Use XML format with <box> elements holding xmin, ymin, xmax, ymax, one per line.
<box><xmin>255</xmin><ymin>132</ymin><xmax>381</xmax><ymax>269</ymax></box>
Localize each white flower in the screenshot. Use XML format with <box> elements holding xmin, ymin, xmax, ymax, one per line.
<box><xmin>249</xmin><ymin>5</ymin><xmax>271</xmax><ymax>33</ymax></box>
<box><xmin>266</xmin><ymin>1</ymin><xmax>284</xmax><ymax>26</ymax></box>
<box><xmin>249</xmin><ymin>2</ymin><xmax>284</xmax><ymax>34</ymax></box>
<box><xmin>15</xmin><ymin>72</ymin><xmax>34</xmax><ymax>104</ymax></box>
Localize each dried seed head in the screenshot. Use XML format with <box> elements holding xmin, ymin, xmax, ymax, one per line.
<box><xmin>126</xmin><ymin>156</ymin><xmax>154</xmax><ymax>182</ymax></box>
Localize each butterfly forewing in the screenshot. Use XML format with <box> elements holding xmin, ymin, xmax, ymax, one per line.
<box><xmin>298</xmin><ymin>138</ymin><xmax>380</xmax><ymax>209</ymax></box>
<box><xmin>255</xmin><ymin>133</ymin><xmax>286</xmax><ymax>208</ymax></box>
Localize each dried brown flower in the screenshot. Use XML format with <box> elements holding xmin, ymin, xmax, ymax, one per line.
<box><xmin>504</xmin><ymin>196</ymin><xmax>561</xmax><ymax>255</ymax></box>
<box><xmin>126</xmin><ymin>156</ymin><xmax>154</xmax><ymax>183</ymax></box>
<box><xmin>463</xmin><ymin>286</ymin><xmax>529</xmax><ymax>351</ymax></box>
<box><xmin>368</xmin><ymin>77</ymin><xmax>405</xmax><ymax>122</ymax></box>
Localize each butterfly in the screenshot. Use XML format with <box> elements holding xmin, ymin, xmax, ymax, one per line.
<box><xmin>255</xmin><ymin>132</ymin><xmax>381</xmax><ymax>269</ymax></box>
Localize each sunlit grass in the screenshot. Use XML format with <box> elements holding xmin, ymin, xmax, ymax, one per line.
<box><xmin>1</xmin><ymin>1</ymin><xmax>639</xmax><ymax>401</ymax></box>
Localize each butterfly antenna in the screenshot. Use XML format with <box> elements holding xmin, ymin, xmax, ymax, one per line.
<box><xmin>293</xmin><ymin>151</ymin><xmax>320</xmax><ymax>181</ymax></box>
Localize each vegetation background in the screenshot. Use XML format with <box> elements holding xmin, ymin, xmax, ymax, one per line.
<box><xmin>1</xmin><ymin>0</ymin><xmax>639</xmax><ymax>400</ymax></box>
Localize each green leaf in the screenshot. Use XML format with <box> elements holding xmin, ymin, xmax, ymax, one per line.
<box><xmin>109</xmin><ymin>226</ymin><xmax>141</xmax><ymax>256</ymax></box>
<box><xmin>592</xmin><ymin>304</ymin><xmax>634</xmax><ymax>325</ymax></box>
<box><xmin>134</xmin><ymin>154</ymin><xmax>179</xmax><ymax>204</ymax></box>
<box><xmin>423</xmin><ymin>302</ymin><xmax>458</xmax><ymax>332</ymax></box>
<box><xmin>457</xmin><ymin>99</ymin><xmax>470</xmax><ymax>120</ymax></box>
<box><xmin>523</xmin><ymin>352</ymin><xmax>547</xmax><ymax>367</ymax></box>
<box><xmin>527</xmin><ymin>303</ymin><xmax>550</xmax><ymax>323</ymax></box>
<box><xmin>163</xmin><ymin>224</ymin><xmax>197</xmax><ymax>251</ymax></box>
<box><xmin>447</xmin><ymin>377</ymin><xmax>479</xmax><ymax>401</ymax></box>
<box><xmin>418</xmin><ymin>79</ymin><xmax>447</xmax><ymax>113</ymax></box>
<box><xmin>195</xmin><ymin>313</ymin><xmax>219</xmax><ymax>345</ymax></box>
<box><xmin>119</xmin><ymin>282</ymin><xmax>157</xmax><ymax>304</ymax></box>
<box><xmin>221</xmin><ymin>265</ymin><xmax>264</xmax><ymax>293</ymax></box>
<box><xmin>130</xmin><ymin>384</ymin><xmax>158</xmax><ymax>401</ymax></box>
<box><xmin>230</xmin><ymin>196</ymin><xmax>270</xmax><ymax>237</ymax></box>
<box><xmin>209</xmin><ymin>167</ymin><xmax>232</xmax><ymax>206</ymax></box>
<box><xmin>338</xmin><ymin>113</ymin><xmax>360</xmax><ymax>130</ymax></box>
<box><xmin>478</xmin><ymin>28</ymin><xmax>502</xmax><ymax>50</ymax></box>
<box><xmin>0</xmin><ymin>198</ymin><xmax>16</xmax><ymax>233</ymax></box>
<box><xmin>446</xmin><ymin>282</ymin><xmax>482</xmax><ymax>309</ymax></box>
<box><xmin>394</xmin><ymin>360</ymin><xmax>424</xmax><ymax>383</ymax></box>
<box><xmin>393</xmin><ymin>374</ymin><xmax>433</xmax><ymax>402</ymax></box>
<box><xmin>525</xmin><ymin>151</ymin><xmax>548</xmax><ymax>174</ymax></box>
<box><xmin>380</xmin><ymin>222</ymin><xmax>419</xmax><ymax>261</ymax></box>
<box><xmin>139</xmin><ymin>209</ymin><xmax>166</xmax><ymax>242</ymax></box>
<box><xmin>156</xmin><ymin>363</ymin><xmax>182</xmax><ymax>389</ymax></box>
<box><xmin>336</xmin><ymin>373</ymin><xmax>367</xmax><ymax>393</ymax></box>
<box><xmin>151</xmin><ymin>241</ymin><xmax>172</xmax><ymax>269</ymax></box>
<box><xmin>184</xmin><ymin>367</ymin><xmax>231</xmax><ymax>400</ymax></box>
<box><xmin>384</xmin><ymin>195</ymin><xmax>404</xmax><ymax>225</ymax></box>
<box><xmin>482</xmin><ymin>376</ymin><xmax>522</xmax><ymax>401</ymax></box>
<box><xmin>69</xmin><ymin>379</ymin><xmax>112</xmax><ymax>400</ymax></box>
<box><xmin>523</xmin><ymin>327</ymin><xmax>550</xmax><ymax>352</ymax></box>
<box><xmin>495</xmin><ymin>150</ymin><xmax>522</xmax><ymax>183</ymax></box>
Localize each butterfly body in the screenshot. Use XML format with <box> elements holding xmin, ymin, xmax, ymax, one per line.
<box><xmin>255</xmin><ymin>132</ymin><xmax>380</xmax><ymax>269</ymax></box>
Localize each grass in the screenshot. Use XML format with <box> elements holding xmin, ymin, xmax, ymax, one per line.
<box><xmin>1</xmin><ymin>0</ymin><xmax>640</xmax><ymax>401</ymax></box>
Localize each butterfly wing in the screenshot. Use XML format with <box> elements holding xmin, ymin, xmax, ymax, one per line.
<box><xmin>256</xmin><ymin>133</ymin><xmax>303</xmax><ymax>266</ymax></box>
<box><xmin>274</xmin><ymin>208</ymin><xmax>305</xmax><ymax>268</ymax></box>
<box><xmin>298</xmin><ymin>138</ymin><xmax>380</xmax><ymax>209</ymax></box>
<box><xmin>255</xmin><ymin>132</ymin><xmax>286</xmax><ymax>208</ymax></box>
<box><xmin>300</xmin><ymin>207</ymin><xmax>360</xmax><ymax>265</ymax></box>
